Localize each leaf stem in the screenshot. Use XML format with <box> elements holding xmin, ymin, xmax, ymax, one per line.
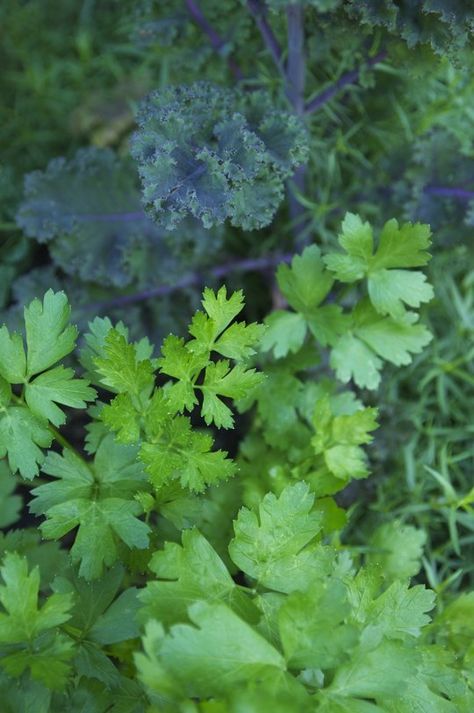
<box><xmin>184</xmin><ymin>0</ymin><xmax>244</xmax><ymax>80</ymax></box>
<box><xmin>81</xmin><ymin>252</ymin><xmax>292</xmax><ymax>314</ymax></box>
<box><xmin>424</xmin><ymin>186</ymin><xmax>474</xmax><ymax>201</ymax></box>
<box><xmin>285</xmin><ymin>2</ymin><xmax>308</xmax><ymax>249</ymax></box>
<box><xmin>286</xmin><ymin>3</ymin><xmax>305</xmax><ymax>115</ymax></box>
<box><xmin>48</xmin><ymin>424</ymin><xmax>89</xmax><ymax>463</ymax></box>
<box><xmin>247</xmin><ymin>0</ymin><xmax>285</xmax><ymax>77</ymax></box>
<box><xmin>304</xmin><ymin>50</ymin><xmax>387</xmax><ymax>115</ymax></box>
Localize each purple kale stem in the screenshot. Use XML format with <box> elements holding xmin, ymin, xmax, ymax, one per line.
<box><xmin>286</xmin><ymin>3</ymin><xmax>305</xmax><ymax>115</ymax></box>
<box><xmin>184</xmin><ymin>0</ymin><xmax>243</xmax><ymax>80</ymax></box>
<box><xmin>74</xmin><ymin>211</ymin><xmax>146</xmax><ymax>222</ymax></box>
<box><xmin>424</xmin><ymin>186</ymin><xmax>474</xmax><ymax>201</ymax></box>
<box><xmin>285</xmin><ymin>3</ymin><xmax>308</xmax><ymax>249</ymax></box>
<box><xmin>304</xmin><ymin>50</ymin><xmax>387</xmax><ymax>115</ymax></box>
<box><xmin>247</xmin><ymin>0</ymin><xmax>284</xmax><ymax>77</ymax></box>
<box><xmin>82</xmin><ymin>253</ymin><xmax>293</xmax><ymax>314</ymax></box>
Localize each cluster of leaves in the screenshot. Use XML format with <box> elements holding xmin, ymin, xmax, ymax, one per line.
<box><xmin>131</xmin><ymin>81</ymin><xmax>309</xmax><ymax>230</ymax></box>
<box><xmin>356</xmin><ymin>245</ymin><xmax>474</xmax><ymax>595</ymax></box>
<box><xmin>0</xmin><ymin>216</ymin><xmax>471</xmax><ymax>707</ymax></box>
<box><xmin>1</xmin><ymin>0</ymin><xmax>474</xmax><ymax>709</ymax></box>
<box><xmin>347</xmin><ymin>0</ymin><xmax>474</xmax><ymax>58</ymax></box>
<box><xmin>261</xmin><ymin>215</ymin><xmax>433</xmax><ymax>389</ymax></box>
<box><xmin>136</xmin><ymin>484</ymin><xmax>473</xmax><ymax>712</ymax></box>
<box><xmin>16</xmin><ymin>147</ymin><xmax>221</xmax><ymax>291</ymax></box>
<box><xmin>0</xmin><ymin>290</ymin><xmax>96</xmax><ymax>478</ymax></box>
<box><xmin>0</xmin><ymin>483</ymin><xmax>472</xmax><ymax>710</ymax></box>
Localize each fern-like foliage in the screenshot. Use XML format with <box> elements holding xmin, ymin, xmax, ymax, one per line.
<box><xmin>131</xmin><ymin>81</ymin><xmax>309</xmax><ymax>230</ymax></box>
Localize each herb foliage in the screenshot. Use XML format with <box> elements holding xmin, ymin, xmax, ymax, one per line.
<box><xmin>1</xmin><ymin>0</ymin><xmax>473</xmax><ymax>709</ymax></box>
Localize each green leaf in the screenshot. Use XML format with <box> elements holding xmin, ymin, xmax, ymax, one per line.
<box><xmin>25</xmin><ymin>366</ymin><xmax>96</xmax><ymax>427</ymax></box>
<box><xmin>140</xmin><ymin>416</ymin><xmax>236</xmax><ymax>493</ymax></box>
<box><xmin>200</xmin><ymin>361</ymin><xmax>264</xmax><ymax>428</ymax></box>
<box><xmin>88</xmin><ymin>588</ymin><xmax>141</xmax><ymax>645</ymax></box>
<box><xmin>229</xmin><ymin>483</ymin><xmax>332</xmax><ymax>593</ymax></box>
<box><xmin>323</xmin><ymin>213</ymin><xmax>372</xmax><ymax>282</ymax></box>
<box><xmin>324</xmin><ymin>445</ymin><xmax>370</xmax><ymax>480</ymax></box>
<box><xmin>0</xmin><ymin>552</ymin><xmax>74</xmax><ymax>689</ymax></box>
<box><xmin>367</xmin><ymin>521</ymin><xmax>426</xmax><ymax>580</ymax></box>
<box><xmin>327</xmin><ymin>641</ymin><xmax>420</xmax><ymax>701</ymax></box>
<box><xmin>137</xmin><ymin>601</ymin><xmax>286</xmax><ymax>700</ymax></box>
<box><xmin>213</xmin><ymin>320</ymin><xmax>265</xmax><ymax>360</ymax></box>
<box><xmin>0</xmin><ymin>463</ymin><xmax>22</xmax><ymax>528</ymax></box>
<box><xmin>330</xmin><ymin>333</ymin><xmax>383</xmax><ymax>390</ymax></box>
<box><xmin>101</xmin><ymin>393</ymin><xmax>142</xmax><ymax>444</ymax></box>
<box><xmin>158</xmin><ymin>334</ymin><xmax>207</xmax><ymax>384</ymax></box>
<box><xmin>24</xmin><ymin>290</ymin><xmax>77</xmax><ymax>377</ymax></box>
<box><xmin>356</xmin><ymin>310</ymin><xmax>433</xmax><ymax>366</ymax></box>
<box><xmin>261</xmin><ymin>311</ymin><xmax>307</xmax><ymax>358</ymax></box>
<box><xmin>369</xmin><ymin>581</ymin><xmax>435</xmax><ymax>640</ymax></box>
<box><xmin>330</xmin><ymin>303</ymin><xmax>432</xmax><ymax>389</ymax></box>
<box><xmin>324</xmin><ymin>215</ymin><xmax>433</xmax><ymax>319</ymax></box>
<box><xmin>306</xmin><ymin>305</ymin><xmax>350</xmax><ymax>347</ymax></box>
<box><xmin>277</xmin><ymin>246</ymin><xmax>334</xmax><ymax>312</ymax></box>
<box><xmin>367</xmin><ymin>268</ymin><xmax>434</xmax><ymax>320</ymax></box>
<box><xmin>0</xmin><ymin>328</ymin><xmax>26</xmax><ymax>383</ymax></box>
<box><xmin>0</xmin><ymin>406</ymin><xmax>52</xmax><ymax>479</ymax></box>
<box><xmin>94</xmin><ymin>329</ymin><xmax>155</xmax><ymax>400</ymax></box>
<box><xmin>201</xmin><ymin>286</ymin><xmax>245</xmax><ymax>335</ymax></box>
<box><xmin>53</xmin><ymin>565</ymin><xmax>140</xmax><ymax>646</ymax></box>
<box><xmin>140</xmin><ymin>529</ymin><xmax>257</xmax><ymax>627</ymax></box>
<box><xmin>80</xmin><ymin>316</ymin><xmax>129</xmax><ymax>384</ymax></box>
<box><xmin>371</xmin><ymin>219</ymin><xmax>431</xmax><ymax>270</ymax></box>
<box><xmin>30</xmin><ymin>436</ymin><xmax>150</xmax><ymax>579</ymax></box>
<box><xmin>0</xmin><ymin>376</ymin><xmax>11</xmax><ymax>408</ymax></box>
<box><xmin>279</xmin><ymin>578</ymin><xmax>358</xmax><ymax>670</ymax></box>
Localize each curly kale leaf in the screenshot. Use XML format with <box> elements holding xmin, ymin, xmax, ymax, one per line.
<box><xmin>131</xmin><ymin>81</ymin><xmax>308</xmax><ymax>230</ymax></box>
<box><xmin>16</xmin><ymin>148</ymin><xmax>222</xmax><ymax>290</ymax></box>
<box><xmin>347</xmin><ymin>0</ymin><xmax>474</xmax><ymax>58</ymax></box>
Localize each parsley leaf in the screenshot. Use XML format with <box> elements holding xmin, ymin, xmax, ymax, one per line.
<box><xmin>229</xmin><ymin>483</ymin><xmax>332</xmax><ymax>593</ymax></box>
<box><xmin>140</xmin><ymin>529</ymin><xmax>258</xmax><ymax>627</ymax></box>
<box><xmin>0</xmin><ymin>552</ymin><xmax>74</xmax><ymax>689</ymax></box>
<box><xmin>200</xmin><ymin>360</ymin><xmax>264</xmax><ymax>428</ymax></box>
<box><xmin>30</xmin><ymin>436</ymin><xmax>151</xmax><ymax>579</ymax></box>
<box><xmin>0</xmin><ymin>291</ymin><xmax>96</xmax><ymax>478</ymax></box>
<box><xmin>136</xmin><ymin>602</ymin><xmax>286</xmax><ymax>700</ymax></box>
<box><xmin>140</xmin><ymin>415</ymin><xmax>236</xmax><ymax>493</ymax></box>
<box><xmin>324</xmin><ymin>214</ymin><xmax>433</xmax><ymax>319</ymax></box>
<box><xmin>330</xmin><ymin>301</ymin><xmax>432</xmax><ymax>389</ymax></box>
<box><xmin>25</xmin><ymin>366</ymin><xmax>96</xmax><ymax>427</ymax></box>
<box><xmin>24</xmin><ymin>290</ymin><xmax>78</xmax><ymax>377</ymax></box>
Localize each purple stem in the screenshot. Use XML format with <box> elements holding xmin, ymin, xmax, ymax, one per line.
<box><xmin>72</xmin><ymin>211</ymin><xmax>146</xmax><ymax>223</ymax></box>
<box><xmin>424</xmin><ymin>186</ymin><xmax>474</xmax><ymax>201</ymax></box>
<box><xmin>83</xmin><ymin>252</ymin><xmax>293</xmax><ymax>314</ymax></box>
<box><xmin>185</xmin><ymin>0</ymin><xmax>243</xmax><ymax>80</ymax></box>
<box><xmin>304</xmin><ymin>50</ymin><xmax>387</xmax><ymax>115</ymax></box>
<box><xmin>286</xmin><ymin>3</ymin><xmax>305</xmax><ymax>115</ymax></box>
<box><xmin>247</xmin><ymin>0</ymin><xmax>284</xmax><ymax>76</ymax></box>
<box><xmin>285</xmin><ymin>3</ymin><xmax>308</xmax><ymax>248</ymax></box>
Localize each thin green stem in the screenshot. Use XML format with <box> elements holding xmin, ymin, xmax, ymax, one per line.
<box><xmin>48</xmin><ymin>424</ymin><xmax>89</xmax><ymax>463</ymax></box>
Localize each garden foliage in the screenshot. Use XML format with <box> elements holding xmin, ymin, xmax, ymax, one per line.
<box><xmin>1</xmin><ymin>0</ymin><xmax>473</xmax><ymax>710</ymax></box>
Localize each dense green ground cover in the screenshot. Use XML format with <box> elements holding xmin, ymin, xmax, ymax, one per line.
<box><xmin>0</xmin><ymin>1</ymin><xmax>473</xmax><ymax>710</ymax></box>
